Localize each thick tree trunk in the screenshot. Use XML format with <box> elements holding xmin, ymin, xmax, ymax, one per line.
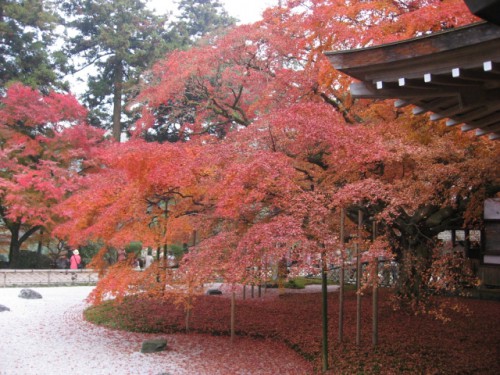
<box><xmin>7</xmin><ymin>222</ymin><xmax>42</xmax><ymax>268</ymax></box>
<box><xmin>8</xmin><ymin>222</ymin><xmax>21</xmax><ymax>268</ymax></box>
<box><xmin>396</xmin><ymin>243</ymin><xmax>433</xmax><ymax>305</ymax></box>
<box><xmin>112</xmin><ymin>61</ymin><xmax>124</xmax><ymax>142</ymax></box>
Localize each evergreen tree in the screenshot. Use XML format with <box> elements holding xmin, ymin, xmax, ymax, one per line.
<box><xmin>61</xmin><ymin>0</ymin><xmax>169</xmax><ymax>141</ymax></box>
<box><xmin>171</xmin><ymin>0</ymin><xmax>236</xmax><ymax>47</ymax></box>
<box><xmin>0</xmin><ymin>0</ymin><xmax>68</xmax><ymax>92</ymax></box>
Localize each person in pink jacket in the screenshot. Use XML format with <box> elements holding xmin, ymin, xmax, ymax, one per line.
<box><xmin>69</xmin><ymin>249</ymin><xmax>82</xmax><ymax>269</ymax></box>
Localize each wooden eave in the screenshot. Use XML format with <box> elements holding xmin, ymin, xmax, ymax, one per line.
<box><xmin>326</xmin><ymin>22</ymin><xmax>500</xmax><ymax>140</ymax></box>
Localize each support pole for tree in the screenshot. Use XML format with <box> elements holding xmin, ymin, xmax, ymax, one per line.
<box><xmin>156</xmin><ymin>245</ymin><xmax>161</xmax><ymax>284</ymax></box>
<box><xmin>356</xmin><ymin>209</ymin><xmax>363</xmax><ymax>347</ymax></box>
<box><xmin>185</xmin><ymin>296</ymin><xmax>192</xmax><ymax>333</ymax></box>
<box><xmin>231</xmin><ymin>290</ymin><xmax>236</xmax><ymax>343</ymax></box>
<box><xmin>372</xmin><ymin>221</ymin><xmax>379</xmax><ymax>347</ymax></box>
<box><xmin>464</xmin><ymin>228</ymin><xmax>471</xmax><ymax>258</ymax></box>
<box><xmin>321</xmin><ymin>252</ymin><xmax>329</xmax><ymax>372</ymax></box>
<box><xmin>339</xmin><ymin>208</ymin><xmax>345</xmax><ymax>343</ymax></box>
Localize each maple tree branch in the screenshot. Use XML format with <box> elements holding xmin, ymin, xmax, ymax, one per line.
<box><xmin>294</xmin><ymin>166</ymin><xmax>315</xmax><ymax>185</ymax></box>
<box><xmin>210</xmin><ymin>98</ymin><xmax>250</xmax><ymax>126</ymax></box>
<box><xmin>318</xmin><ymin>92</ymin><xmax>354</xmax><ymax>124</ymax></box>
<box><xmin>0</xmin><ymin>205</ymin><xmax>42</xmax><ymax>243</ymax></box>
<box><xmin>19</xmin><ymin>225</ymin><xmax>43</xmax><ymax>244</ymax></box>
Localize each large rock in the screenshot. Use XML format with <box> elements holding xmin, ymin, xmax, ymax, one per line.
<box><xmin>141</xmin><ymin>338</ymin><xmax>167</xmax><ymax>353</ymax></box>
<box><xmin>18</xmin><ymin>289</ymin><xmax>42</xmax><ymax>299</ymax></box>
<box><xmin>206</xmin><ymin>289</ymin><xmax>222</xmax><ymax>295</ymax></box>
<box><xmin>0</xmin><ymin>304</ymin><xmax>10</xmax><ymax>312</ymax></box>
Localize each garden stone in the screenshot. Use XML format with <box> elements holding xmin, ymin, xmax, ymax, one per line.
<box><xmin>206</xmin><ymin>289</ymin><xmax>222</xmax><ymax>295</ymax></box>
<box><xmin>141</xmin><ymin>338</ymin><xmax>167</xmax><ymax>353</ymax></box>
<box><xmin>18</xmin><ymin>289</ymin><xmax>42</xmax><ymax>299</ymax></box>
<box><xmin>0</xmin><ymin>304</ymin><xmax>10</xmax><ymax>312</ymax></box>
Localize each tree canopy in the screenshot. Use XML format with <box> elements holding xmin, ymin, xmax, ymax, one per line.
<box><xmin>0</xmin><ymin>0</ymin><xmax>69</xmax><ymax>91</ymax></box>
<box><xmin>53</xmin><ymin>0</ymin><xmax>499</xmax><ymax>307</ymax></box>
<box><xmin>61</xmin><ymin>0</ymin><xmax>237</xmax><ymax>141</ymax></box>
<box><xmin>0</xmin><ymin>83</ymin><xmax>105</xmax><ymax>266</ymax></box>
<box><xmin>61</xmin><ymin>0</ymin><xmax>171</xmax><ymax>140</ymax></box>
<box><xmin>3</xmin><ymin>0</ymin><xmax>497</xmax><ymax>310</ymax></box>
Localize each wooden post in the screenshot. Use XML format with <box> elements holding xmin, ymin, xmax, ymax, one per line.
<box><xmin>185</xmin><ymin>296</ymin><xmax>191</xmax><ymax>332</ymax></box>
<box><xmin>339</xmin><ymin>208</ymin><xmax>345</xmax><ymax>343</ymax></box>
<box><xmin>156</xmin><ymin>245</ymin><xmax>162</xmax><ymax>284</ymax></box>
<box><xmin>231</xmin><ymin>291</ymin><xmax>236</xmax><ymax>343</ymax></box>
<box><xmin>372</xmin><ymin>221</ymin><xmax>379</xmax><ymax>347</ymax></box>
<box><xmin>356</xmin><ymin>209</ymin><xmax>363</xmax><ymax>346</ymax></box>
<box><xmin>464</xmin><ymin>228</ymin><xmax>471</xmax><ymax>258</ymax></box>
<box><xmin>192</xmin><ymin>230</ymin><xmax>197</xmax><ymax>247</ymax></box>
<box><xmin>321</xmin><ymin>252</ymin><xmax>329</xmax><ymax>372</ymax></box>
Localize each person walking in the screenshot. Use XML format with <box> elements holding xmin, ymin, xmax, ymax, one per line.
<box><xmin>69</xmin><ymin>249</ymin><xmax>82</xmax><ymax>270</ymax></box>
<box><xmin>56</xmin><ymin>252</ymin><xmax>70</xmax><ymax>269</ymax></box>
<box><xmin>144</xmin><ymin>250</ymin><xmax>154</xmax><ymax>269</ymax></box>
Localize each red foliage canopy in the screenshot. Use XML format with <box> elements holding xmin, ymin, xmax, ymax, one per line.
<box><xmin>60</xmin><ymin>0</ymin><xmax>498</xmax><ymax>307</ymax></box>
<box><xmin>0</xmin><ymin>83</ymin><xmax>104</xmax><ymax>264</ymax></box>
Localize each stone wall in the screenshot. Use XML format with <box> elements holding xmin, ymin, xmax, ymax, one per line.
<box><xmin>0</xmin><ymin>269</ymin><xmax>98</xmax><ymax>287</ymax></box>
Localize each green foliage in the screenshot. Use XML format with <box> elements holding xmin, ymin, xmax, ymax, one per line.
<box><xmin>0</xmin><ymin>0</ymin><xmax>69</xmax><ymax>90</ymax></box>
<box><xmin>60</xmin><ymin>0</ymin><xmax>235</xmax><ymax>140</ymax></box>
<box><xmin>84</xmin><ymin>301</ymin><xmax>120</xmax><ymax>328</ymax></box>
<box><xmin>170</xmin><ymin>0</ymin><xmax>236</xmax><ymax>46</ymax></box>
<box><xmin>62</xmin><ymin>0</ymin><xmax>170</xmax><ymax>138</ymax></box>
<box><xmin>169</xmin><ymin>243</ymin><xmax>186</xmax><ymax>260</ymax></box>
<box><xmin>79</xmin><ymin>241</ymin><xmax>103</xmax><ymax>265</ymax></box>
<box><xmin>16</xmin><ymin>251</ymin><xmax>53</xmax><ymax>269</ymax></box>
<box><xmin>284</xmin><ymin>278</ymin><xmax>306</xmax><ymax>289</ymax></box>
<box><xmin>125</xmin><ymin>241</ymin><xmax>142</xmax><ymax>255</ymax></box>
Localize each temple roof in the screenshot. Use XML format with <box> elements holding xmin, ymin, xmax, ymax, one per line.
<box><xmin>326</xmin><ymin>21</ymin><xmax>500</xmax><ymax>140</ymax></box>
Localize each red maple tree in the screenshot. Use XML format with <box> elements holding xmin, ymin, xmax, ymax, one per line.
<box><xmin>0</xmin><ymin>83</ymin><xmax>104</xmax><ymax>266</ymax></box>
<box><xmin>58</xmin><ymin>0</ymin><xmax>497</xmax><ymax>311</ymax></box>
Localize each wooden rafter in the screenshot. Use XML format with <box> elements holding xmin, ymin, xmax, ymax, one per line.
<box><xmin>326</xmin><ymin>22</ymin><xmax>500</xmax><ymax>140</ymax></box>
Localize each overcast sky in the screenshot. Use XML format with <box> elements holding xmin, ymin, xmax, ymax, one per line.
<box><xmin>148</xmin><ymin>0</ymin><xmax>277</xmax><ymax>24</ymax></box>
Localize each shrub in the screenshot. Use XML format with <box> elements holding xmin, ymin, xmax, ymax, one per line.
<box><xmin>16</xmin><ymin>251</ymin><xmax>53</xmax><ymax>269</ymax></box>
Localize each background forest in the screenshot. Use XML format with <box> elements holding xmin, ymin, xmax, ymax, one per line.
<box><xmin>0</xmin><ymin>0</ymin><xmax>499</xmax><ymax>328</ymax></box>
